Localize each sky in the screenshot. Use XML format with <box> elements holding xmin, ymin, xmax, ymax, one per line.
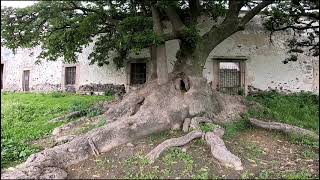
<box><xmin>1</xmin><ymin>1</ymin><xmax>36</xmax><ymax>8</ymax></box>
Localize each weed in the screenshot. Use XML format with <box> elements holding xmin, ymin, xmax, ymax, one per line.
<box><xmin>241</xmin><ymin>170</ymin><xmax>255</xmax><ymax>179</ymax></box>
<box><xmin>199</xmin><ymin>123</ymin><xmax>218</xmax><ymax>133</ymax></box>
<box><xmin>160</xmin><ymin>168</ymin><xmax>171</xmax><ymax>177</ymax></box>
<box><xmin>302</xmin><ymin>149</ymin><xmax>318</xmax><ymax>159</ymax></box>
<box><xmin>104</xmin><ymin>90</ymin><xmax>115</xmax><ymax>96</ymax></box>
<box><xmin>287</xmin><ymin>133</ymin><xmax>319</xmax><ymax>148</ymax></box>
<box><xmin>192</xmin><ymin>167</ymin><xmax>209</xmax><ymax>179</ymax></box>
<box><xmin>124</xmin><ymin>153</ymin><xmax>158</xmax><ymax>179</ymax></box>
<box><xmin>162</xmin><ymin>148</ymin><xmax>194</xmax><ymax>175</ymax></box>
<box><xmin>125</xmin><ymin>154</ymin><xmax>149</xmax><ymax>167</ymax></box>
<box><xmin>148</xmin><ymin>131</ymin><xmax>170</xmax><ymax>142</ymax></box>
<box><xmin>69</xmin><ymin>100</ymin><xmax>91</xmax><ymax>113</ymax></box>
<box><xmin>86</xmin><ymin>107</ymin><xmax>104</xmax><ymax>117</ymax></box>
<box><xmin>244</xmin><ymin>142</ymin><xmax>264</xmax><ymax>159</ymax></box>
<box><xmin>281</xmin><ymin>170</ymin><xmax>313</xmax><ymax>179</ymax></box>
<box><xmin>223</xmin><ymin>118</ymin><xmax>252</xmax><ymax>139</ymax></box>
<box><xmin>256</xmin><ymin>169</ymin><xmax>273</xmax><ymax>179</ymax></box>
<box><xmin>194</xmin><ymin>139</ymin><xmax>207</xmax><ymax>146</ymax></box>
<box><xmin>48</xmin><ymin>91</ymin><xmax>66</xmax><ymax>98</ymax></box>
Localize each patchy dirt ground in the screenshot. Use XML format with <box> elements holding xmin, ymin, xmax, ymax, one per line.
<box><xmin>56</xmin><ymin>127</ymin><xmax>318</xmax><ymax>179</ymax></box>
<box><xmin>29</xmin><ymin>115</ymin><xmax>319</xmax><ymax>179</ymax></box>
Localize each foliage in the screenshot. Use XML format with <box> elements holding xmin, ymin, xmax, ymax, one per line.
<box><xmin>1</xmin><ymin>0</ymin><xmax>317</xmax><ymax>69</ymax></box>
<box><xmin>262</xmin><ymin>0</ymin><xmax>319</xmax><ymax>58</ymax></box>
<box><xmin>1</xmin><ymin>92</ymin><xmax>111</xmax><ymax>168</ymax></box>
<box><xmin>104</xmin><ymin>89</ymin><xmax>115</xmax><ymax>96</ymax></box>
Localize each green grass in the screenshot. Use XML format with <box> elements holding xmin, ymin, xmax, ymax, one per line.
<box><xmin>246</xmin><ymin>91</ymin><xmax>319</xmax><ymax>132</ymax></box>
<box><xmin>246</xmin><ymin>91</ymin><xmax>319</xmax><ymax>147</ymax></box>
<box><xmin>199</xmin><ymin>123</ymin><xmax>219</xmax><ymax>133</ymax></box>
<box><xmin>1</xmin><ymin>92</ymin><xmax>113</xmax><ymax>169</ymax></box>
<box><xmin>223</xmin><ymin>118</ymin><xmax>252</xmax><ymax>139</ymax></box>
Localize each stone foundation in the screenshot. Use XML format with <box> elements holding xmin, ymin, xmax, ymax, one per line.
<box><xmin>78</xmin><ymin>83</ymin><xmax>126</xmax><ymax>96</ymax></box>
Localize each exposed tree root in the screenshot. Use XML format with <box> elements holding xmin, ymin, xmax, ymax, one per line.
<box><xmin>189</xmin><ymin>116</ymin><xmax>213</xmax><ymax>130</ymax></box>
<box><xmin>249</xmin><ymin>118</ymin><xmax>319</xmax><ymax>140</ymax></box>
<box><xmin>146</xmin><ymin>131</ymin><xmax>203</xmax><ymax>163</ymax></box>
<box><xmin>49</xmin><ymin>111</ymin><xmax>82</xmax><ymax>123</ymax></box>
<box><xmin>182</xmin><ymin>118</ymin><xmax>191</xmax><ymax>132</ymax></box>
<box><xmin>205</xmin><ymin>130</ymin><xmax>243</xmax><ymax>171</ymax></box>
<box><xmin>1</xmin><ymin>76</ymin><xmax>249</xmax><ymax>179</ymax></box>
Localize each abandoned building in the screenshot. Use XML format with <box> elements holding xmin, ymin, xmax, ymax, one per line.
<box><xmin>1</xmin><ymin>16</ymin><xmax>319</xmax><ymax>95</ymax></box>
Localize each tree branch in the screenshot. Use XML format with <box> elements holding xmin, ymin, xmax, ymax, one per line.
<box><xmin>225</xmin><ymin>0</ymin><xmax>245</xmax><ymax>21</ymax></box>
<box><xmin>189</xmin><ymin>0</ymin><xmax>201</xmax><ymax>24</ymax></box>
<box><xmin>164</xmin><ymin>5</ymin><xmax>186</xmax><ymax>33</ymax></box>
<box><xmin>240</xmin><ymin>0</ymin><xmax>274</xmax><ymax>26</ymax></box>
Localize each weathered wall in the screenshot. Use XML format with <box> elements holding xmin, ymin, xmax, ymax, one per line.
<box><xmin>1</xmin><ymin>16</ymin><xmax>319</xmax><ymax>94</ymax></box>
<box><xmin>1</xmin><ymin>44</ymin><xmax>127</xmax><ymax>92</ymax></box>
<box><xmin>199</xmin><ymin>16</ymin><xmax>319</xmax><ymax>94</ymax></box>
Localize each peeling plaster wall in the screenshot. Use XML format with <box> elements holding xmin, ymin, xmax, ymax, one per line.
<box><xmin>1</xmin><ymin>44</ymin><xmax>127</xmax><ymax>92</ymax></box>
<box><xmin>200</xmin><ymin>16</ymin><xmax>319</xmax><ymax>94</ymax></box>
<box><xmin>1</xmin><ymin>16</ymin><xmax>319</xmax><ymax>94</ymax></box>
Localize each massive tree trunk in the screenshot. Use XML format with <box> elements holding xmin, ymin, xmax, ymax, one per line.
<box><xmin>2</xmin><ymin>72</ymin><xmax>249</xmax><ymax>179</ymax></box>
<box><xmin>1</xmin><ymin>2</ymin><xmax>279</xmax><ymax>179</ymax></box>
<box><xmin>151</xmin><ymin>6</ymin><xmax>169</xmax><ymax>85</ymax></box>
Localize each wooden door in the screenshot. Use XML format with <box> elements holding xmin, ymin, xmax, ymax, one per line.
<box><xmin>22</xmin><ymin>70</ymin><xmax>30</xmax><ymax>91</ymax></box>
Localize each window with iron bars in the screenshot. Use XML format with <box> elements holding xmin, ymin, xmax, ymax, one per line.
<box><xmin>218</xmin><ymin>61</ymin><xmax>245</xmax><ymax>95</ymax></box>
<box><xmin>65</xmin><ymin>66</ymin><xmax>76</xmax><ymax>85</ymax></box>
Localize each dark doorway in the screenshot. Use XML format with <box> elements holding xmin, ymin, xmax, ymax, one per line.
<box><xmin>130</xmin><ymin>63</ymin><xmax>146</xmax><ymax>85</ymax></box>
<box><xmin>22</xmin><ymin>70</ymin><xmax>30</xmax><ymax>91</ymax></box>
<box><xmin>1</xmin><ymin>64</ymin><xmax>3</xmax><ymax>89</ymax></box>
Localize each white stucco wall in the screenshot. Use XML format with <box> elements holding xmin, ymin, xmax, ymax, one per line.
<box><xmin>1</xmin><ymin>16</ymin><xmax>319</xmax><ymax>94</ymax></box>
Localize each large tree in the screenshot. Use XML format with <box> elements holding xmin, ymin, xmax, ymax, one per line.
<box><xmin>1</xmin><ymin>0</ymin><xmax>319</xmax><ymax>178</ymax></box>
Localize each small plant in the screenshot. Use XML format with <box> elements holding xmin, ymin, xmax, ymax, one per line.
<box><xmin>77</xmin><ymin>118</ymin><xmax>107</xmax><ymax>134</ymax></box>
<box><xmin>48</xmin><ymin>91</ymin><xmax>66</xmax><ymax>98</ymax></box>
<box><xmin>192</xmin><ymin>167</ymin><xmax>209</xmax><ymax>179</ymax></box>
<box><xmin>69</xmin><ymin>100</ymin><xmax>90</xmax><ymax>112</ymax></box>
<box><xmin>104</xmin><ymin>90</ymin><xmax>114</xmax><ymax>96</ymax></box>
<box><xmin>125</xmin><ymin>154</ymin><xmax>149</xmax><ymax>167</ymax></box>
<box><xmin>162</xmin><ymin>148</ymin><xmax>194</xmax><ymax>175</ymax></box>
<box><xmin>256</xmin><ymin>170</ymin><xmax>273</xmax><ymax>179</ymax></box>
<box><xmin>287</xmin><ymin>134</ymin><xmax>319</xmax><ymax>148</ymax></box>
<box><xmin>199</xmin><ymin>123</ymin><xmax>218</xmax><ymax>133</ymax></box>
<box><xmin>148</xmin><ymin>131</ymin><xmax>170</xmax><ymax>142</ymax></box>
<box><xmin>223</xmin><ymin>118</ymin><xmax>252</xmax><ymax>139</ymax></box>
<box><xmin>281</xmin><ymin>170</ymin><xmax>312</xmax><ymax>179</ymax></box>
<box><xmin>302</xmin><ymin>149</ymin><xmax>318</xmax><ymax>159</ymax></box>
<box><xmin>194</xmin><ymin>139</ymin><xmax>206</xmax><ymax>146</ymax></box>
<box><xmin>241</xmin><ymin>170</ymin><xmax>254</xmax><ymax>179</ymax></box>
<box><xmin>86</xmin><ymin>107</ymin><xmax>103</xmax><ymax>117</ymax></box>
